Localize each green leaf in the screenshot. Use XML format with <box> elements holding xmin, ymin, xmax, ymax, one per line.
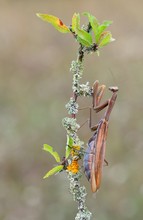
<box><xmin>95</xmin><ymin>20</ymin><xmax>113</xmax><ymax>44</ymax></box>
<box><xmin>36</xmin><ymin>13</ymin><xmax>70</xmax><ymax>33</ymax></box>
<box><xmin>43</xmin><ymin>165</ymin><xmax>63</xmax><ymax>179</ymax></box>
<box><xmin>102</xmin><ymin>20</ymin><xmax>113</xmax><ymax>26</ymax></box>
<box><xmin>76</xmin><ymin>28</ymin><xmax>92</xmax><ymax>47</ymax></box>
<box><xmin>72</xmin><ymin>13</ymin><xmax>80</xmax><ymax>32</ymax></box>
<box><xmin>83</xmin><ymin>13</ymin><xmax>113</xmax><ymax>46</ymax></box>
<box><xmin>71</xmin><ymin>12</ymin><xmax>92</xmax><ymax>47</ymax></box>
<box><xmin>83</xmin><ymin>12</ymin><xmax>99</xmax><ymax>35</ymax></box>
<box><xmin>98</xmin><ymin>21</ymin><xmax>113</xmax><ymax>33</ymax></box>
<box><xmin>43</xmin><ymin>144</ymin><xmax>61</xmax><ymax>162</ymax></box>
<box><xmin>65</xmin><ymin>135</ymin><xmax>73</xmax><ymax>158</ymax></box>
<box><xmin>67</xmin><ymin>135</ymin><xmax>74</xmax><ymax>148</ymax></box>
<box><xmin>65</xmin><ymin>145</ymin><xmax>71</xmax><ymax>159</ymax></box>
<box><xmin>98</xmin><ymin>31</ymin><xmax>115</xmax><ymax>48</ymax></box>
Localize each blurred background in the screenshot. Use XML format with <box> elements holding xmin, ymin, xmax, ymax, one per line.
<box><xmin>0</xmin><ymin>0</ymin><xmax>143</xmax><ymax>219</ymax></box>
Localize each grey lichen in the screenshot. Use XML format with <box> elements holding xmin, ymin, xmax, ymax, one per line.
<box><xmin>66</xmin><ymin>97</ymin><xmax>79</xmax><ymax>115</ymax></box>
<box><xmin>62</xmin><ymin>117</ymin><xmax>80</xmax><ymax>133</ymax></box>
<box><xmin>70</xmin><ymin>60</ymin><xmax>92</xmax><ymax>97</ymax></box>
<box><xmin>79</xmin><ymin>82</ymin><xmax>92</xmax><ymax>96</ymax></box>
<box><xmin>70</xmin><ymin>60</ymin><xmax>84</xmax><ymax>94</ymax></box>
<box><xmin>62</xmin><ymin>117</ymin><xmax>84</xmax><ymax>151</ymax></box>
<box><xmin>70</xmin><ymin>60</ymin><xmax>83</xmax><ymax>76</ymax></box>
<box><xmin>68</xmin><ymin>173</ymin><xmax>92</xmax><ymax>220</ymax></box>
<box><xmin>75</xmin><ymin>210</ymin><xmax>92</xmax><ymax>220</ymax></box>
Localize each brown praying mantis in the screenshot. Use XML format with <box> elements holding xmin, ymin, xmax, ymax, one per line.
<box><xmin>83</xmin><ymin>80</ymin><xmax>118</xmax><ymax>192</ymax></box>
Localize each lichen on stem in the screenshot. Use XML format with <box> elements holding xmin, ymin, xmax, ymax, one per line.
<box><xmin>68</xmin><ymin>173</ymin><xmax>92</xmax><ymax>220</ymax></box>
<box><xmin>62</xmin><ymin>36</ymin><xmax>94</xmax><ymax>219</ymax></box>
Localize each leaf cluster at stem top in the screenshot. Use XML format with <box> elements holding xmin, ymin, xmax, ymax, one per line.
<box><xmin>36</xmin><ymin>12</ymin><xmax>115</xmax><ymax>53</ymax></box>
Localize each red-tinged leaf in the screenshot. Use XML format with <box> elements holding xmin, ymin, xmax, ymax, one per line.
<box><xmin>43</xmin><ymin>165</ymin><xmax>64</xmax><ymax>179</ymax></box>
<box><xmin>98</xmin><ymin>31</ymin><xmax>115</xmax><ymax>48</ymax></box>
<box><xmin>95</xmin><ymin>21</ymin><xmax>112</xmax><ymax>44</ymax></box>
<box><xmin>36</xmin><ymin>13</ymin><xmax>70</xmax><ymax>33</ymax></box>
<box><xmin>97</xmin><ymin>21</ymin><xmax>112</xmax><ymax>35</ymax></box>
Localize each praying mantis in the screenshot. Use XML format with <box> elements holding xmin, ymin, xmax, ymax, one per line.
<box><xmin>83</xmin><ymin>80</ymin><xmax>118</xmax><ymax>192</ymax></box>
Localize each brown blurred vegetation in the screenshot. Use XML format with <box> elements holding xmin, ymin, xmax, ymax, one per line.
<box><xmin>0</xmin><ymin>0</ymin><xmax>143</xmax><ymax>220</ymax></box>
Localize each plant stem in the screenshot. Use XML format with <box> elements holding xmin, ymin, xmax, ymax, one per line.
<box><xmin>62</xmin><ymin>23</ymin><xmax>95</xmax><ymax>220</ymax></box>
<box><xmin>63</xmin><ymin>46</ymin><xmax>92</xmax><ymax>220</ymax></box>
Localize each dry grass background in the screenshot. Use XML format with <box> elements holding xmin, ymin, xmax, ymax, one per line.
<box><xmin>0</xmin><ymin>0</ymin><xmax>143</xmax><ymax>220</ymax></box>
